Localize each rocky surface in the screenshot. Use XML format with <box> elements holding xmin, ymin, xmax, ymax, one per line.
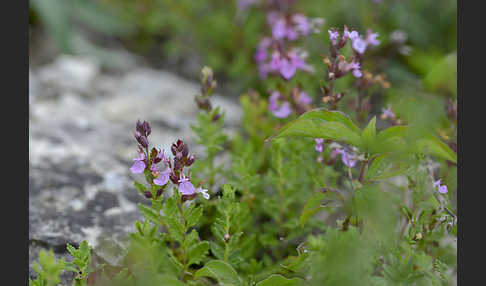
<box><xmin>29</xmin><ymin>55</ymin><xmax>242</xmax><ymax>283</ymax></box>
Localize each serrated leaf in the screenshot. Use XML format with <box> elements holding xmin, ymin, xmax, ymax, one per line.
<box><xmin>255</xmin><ymin>274</ymin><xmax>304</xmax><ymax>286</ymax></box>
<box><xmin>138</xmin><ymin>203</ymin><xmax>160</xmax><ymax>225</ymax></box>
<box><xmin>194</xmin><ymin>260</ymin><xmax>242</xmax><ymax>285</ymax></box>
<box><xmin>134</xmin><ymin>180</ymin><xmax>148</xmax><ymax>195</ymax></box>
<box><xmin>186</xmin><ymin>205</ymin><xmax>203</xmax><ymax>228</ymax></box>
<box><xmin>187</xmin><ymin>241</ymin><xmax>210</xmax><ymax>266</ymax></box>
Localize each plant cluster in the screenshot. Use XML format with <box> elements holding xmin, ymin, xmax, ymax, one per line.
<box><xmin>31</xmin><ymin>3</ymin><xmax>457</xmax><ymax>285</ymax></box>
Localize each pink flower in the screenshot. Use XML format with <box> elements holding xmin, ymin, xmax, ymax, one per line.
<box><xmin>196</xmin><ymin>186</ymin><xmax>210</xmax><ymax>200</ymax></box>
<box><xmin>153</xmin><ymin>167</ymin><xmax>171</xmax><ymax>186</ymax></box>
<box><xmin>297</xmin><ymin>91</ymin><xmax>313</xmax><ymax>105</ymax></box>
<box><xmin>346</xmin><ymin>61</ymin><xmax>362</xmax><ymax>78</ymax></box>
<box><xmin>434</xmin><ymin>179</ymin><xmax>448</xmax><ymax>194</ymax></box>
<box><xmin>344</xmin><ymin>27</ymin><xmax>359</xmax><ymax>41</ymax></box>
<box><xmin>315</xmin><ymin>138</ymin><xmax>324</xmax><ymax>152</ymax></box>
<box><xmin>178</xmin><ymin>173</ymin><xmax>195</xmax><ymax>195</ymax></box>
<box><xmin>366</xmin><ymin>29</ymin><xmax>380</xmax><ymax>46</ymax></box>
<box><xmin>381</xmin><ymin>104</ymin><xmax>396</xmax><ymax>120</ymax></box>
<box><xmin>335</xmin><ymin>149</ymin><xmax>356</xmax><ymax>168</ymax></box>
<box><xmin>130</xmin><ymin>152</ymin><xmax>146</xmax><ymax>174</ymax></box>
<box><xmin>328</xmin><ymin>29</ymin><xmax>339</xmax><ymax>45</ymax></box>
<box><xmin>269</xmin><ymin>91</ymin><xmax>292</xmax><ymax>118</ymax></box>
<box><xmin>352</xmin><ymin>37</ymin><xmax>368</xmax><ymax>54</ymax></box>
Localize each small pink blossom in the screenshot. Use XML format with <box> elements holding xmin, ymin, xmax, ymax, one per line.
<box><xmin>178</xmin><ymin>173</ymin><xmax>195</xmax><ymax>195</ymax></box>
<box><xmin>130</xmin><ymin>152</ymin><xmax>146</xmax><ymax>174</ymax></box>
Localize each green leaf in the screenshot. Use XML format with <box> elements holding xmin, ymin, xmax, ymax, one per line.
<box><xmin>255</xmin><ymin>274</ymin><xmax>304</xmax><ymax>286</ymax></box>
<box><xmin>365</xmin><ymin>154</ymin><xmax>410</xmax><ymax>182</ymax></box>
<box><xmin>210</xmin><ymin>241</ymin><xmax>225</xmax><ymax>260</ymax></box>
<box><xmin>267</xmin><ymin>109</ymin><xmax>362</xmax><ymax>147</ymax></box>
<box><xmin>187</xmin><ymin>241</ymin><xmax>210</xmax><ymax>266</ymax></box>
<box><xmin>138</xmin><ymin>203</ymin><xmax>160</xmax><ymax>225</ymax></box>
<box><xmin>361</xmin><ymin>116</ymin><xmax>376</xmax><ymax>152</ymax></box>
<box><xmin>300</xmin><ymin>190</ymin><xmax>343</xmax><ymax>227</ymax></box>
<box><xmin>186</xmin><ymin>205</ymin><xmax>203</xmax><ymax>228</ymax></box>
<box><xmin>194</xmin><ymin>260</ymin><xmax>242</xmax><ymax>285</ymax></box>
<box><xmin>134</xmin><ymin>180</ymin><xmax>148</xmax><ymax>195</ymax></box>
<box><xmin>300</xmin><ymin>192</ymin><xmax>327</xmax><ymax>227</ymax></box>
<box><xmin>156</xmin><ymin>275</ymin><xmax>186</xmax><ymax>286</ymax></box>
<box><xmin>414</xmin><ymin>135</ymin><xmax>457</xmax><ymax>163</ymax></box>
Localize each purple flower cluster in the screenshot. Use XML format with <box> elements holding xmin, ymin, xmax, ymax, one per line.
<box><xmin>268</xmin><ymin>88</ymin><xmax>313</xmax><ymax>118</ymax></box>
<box><xmin>129</xmin><ymin>120</ymin><xmax>209</xmax><ymax>201</ymax></box>
<box><xmin>255</xmin><ymin>11</ymin><xmax>323</xmax><ymax>80</ymax></box>
<box><xmin>325</xmin><ymin>27</ymin><xmax>380</xmax><ymax>80</ymax></box>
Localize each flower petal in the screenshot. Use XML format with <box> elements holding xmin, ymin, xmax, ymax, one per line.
<box><xmin>130</xmin><ymin>160</ymin><xmax>146</xmax><ymax>174</ymax></box>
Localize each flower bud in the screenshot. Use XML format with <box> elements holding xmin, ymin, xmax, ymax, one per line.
<box><xmin>136</xmin><ymin>120</ymin><xmax>143</xmax><ymax>133</ymax></box>
<box><xmin>144</xmin><ymin>191</ymin><xmax>153</xmax><ymax>199</ymax></box>
<box><xmin>186</xmin><ymin>155</ymin><xmax>195</xmax><ymax>166</ymax></box>
<box><xmin>170</xmin><ymin>172</ymin><xmax>179</xmax><ymax>184</ymax></box>
<box><xmin>143</xmin><ymin>121</ymin><xmax>151</xmax><ymax>136</ymax></box>
<box><xmin>182</xmin><ymin>144</ymin><xmax>189</xmax><ymax>158</ymax></box>
<box><xmin>137</xmin><ymin>135</ymin><xmax>149</xmax><ymax>148</ymax></box>
<box><xmin>181</xmin><ymin>193</ymin><xmax>197</xmax><ymax>203</ymax></box>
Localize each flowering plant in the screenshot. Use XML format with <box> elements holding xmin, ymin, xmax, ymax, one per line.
<box><xmin>30</xmin><ymin>2</ymin><xmax>457</xmax><ymax>285</ymax></box>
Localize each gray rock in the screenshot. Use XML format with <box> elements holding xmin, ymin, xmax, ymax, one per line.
<box><xmin>29</xmin><ymin>55</ymin><xmax>242</xmax><ymax>283</ymax></box>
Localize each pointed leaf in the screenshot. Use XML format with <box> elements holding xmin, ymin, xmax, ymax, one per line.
<box><xmin>255</xmin><ymin>274</ymin><xmax>304</xmax><ymax>286</ymax></box>
<box><xmin>194</xmin><ymin>260</ymin><xmax>242</xmax><ymax>285</ymax></box>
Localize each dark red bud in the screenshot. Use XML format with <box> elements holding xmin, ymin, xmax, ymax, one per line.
<box><xmin>150</xmin><ymin>148</ymin><xmax>158</xmax><ymax>159</ymax></box>
<box><xmin>137</xmin><ymin>136</ymin><xmax>149</xmax><ymax>148</ymax></box>
<box><xmin>156</xmin><ymin>188</ymin><xmax>163</xmax><ymax>198</ymax></box>
<box><xmin>170</xmin><ymin>172</ymin><xmax>179</xmax><ymax>184</ymax></box>
<box><xmin>144</xmin><ymin>191</ymin><xmax>153</xmax><ymax>199</ymax></box>
<box><xmin>182</xmin><ymin>144</ymin><xmax>189</xmax><ymax>157</ymax></box>
<box><xmin>186</xmin><ymin>155</ymin><xmax>195</xmax><ymax>166</ymax></box>
<box><xmin>181</xmin><ymin>193</ymin><xmax>197</xmax><ymax>203</ymax></box>
<box><xmin>143</xmin><ymin>121</ymin><xmax>151</xmax><ymax>136</ymax></box>
<box><xmin>136</xmin><ymin>120</ymin><xmax>143</xmax><ymax>133</ymax></box>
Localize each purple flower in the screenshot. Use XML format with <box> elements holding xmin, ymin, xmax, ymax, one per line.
<box><xmin>297</xmin><ymin>91</ymin><xmax>313</xmax><ymax>105</ymax></box>
<box><xmin>335</xmin><ymin>149</ymin><xmax>356</xmax><ymax>168</ymax></box>
<box><xmin>279</xmin><ymin>58</ymin><xmax>297</xmax><ymax>79</ymax></box>
<box><xmin>272</xmin><ymin>18</ymin><xmax>287</xmax><ymax>39</ymax></box>
<box><xmin>434</xmin><ymin>179</ymin><xmax>448</xmax><ymax>194</ymax></box>
<box><xmin>344</xmin><ymin>27</ymin><xmax>359</xmax><ymax>41</ymax></box>
<box><xmin>352</xmin><ymin>37</ymin><xmax>367</xmax><ymax>54</ymax></box>
<box><xmin>178</xmin><ymin>173</ymin><xmax>195</xmax><ymax>195</ymax></box>
<box><xmin>130</xmin><ymin>152</ymin><xmax>146</xmax><ymax>174</ymax></box>
<box><xmin>352</xmin><ymin>69</ymin><xmax>362</xmax><ymax>78</ymax></box>
<box><xmin>315</xmin><ymin>138</ymin><xmax>324</xmax><ymax>152</ymax></box>
<box><xmin>381</xmin><ymin>105</ymin><xmax>396</xmax><ymax>120</ymax></box>
<box><xmin>366</xmin><ymin>29</ymin><xmax>380</xmax><ymax>46</ymax></box>
<box><xmin>346</xmin><ymin>61</ymin><xmax>362</xmax><ymax>78</ymax></box>
<box><xmin>292</xmin><ymin>14</ymin><xmax>311</xmax><ymax>35</ymax></box>
<box><xmin>237</xmin><ymin>0</ymin><xmax>257</xmax><ymax>11</ymax></box>
<box><xmin>269</xmin><ymin>91</ymin><xmax>292</xmax><ymax>118</ymax></box>
<box><xmin>196</xmin><ymin>186</ymin><xmax>210</xmax><ymax>200</ymax></box>
<box><xmin>255</xmin><ymin>37</ymin><xmax>271</xmax><ymax>63</ymax></box>
<box><xmin>269</xmin><ymin>50</ymin><xmax>282</xmax><ymax>71</ymax></box>
<box><xmin>153</xmin><ymin>167</ymin><xmax>171</xmax><ymax>186</ymax></box>
<box><xmin>328</xmin><ymin>29</ymin><xmax>339</xmax><ymax>45</ymax></box>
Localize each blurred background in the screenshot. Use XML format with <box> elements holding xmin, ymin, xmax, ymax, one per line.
<box><xmin>28</xmin><ymin>0</ymin><xmax>457</xmax><ymax>283</ymax></box>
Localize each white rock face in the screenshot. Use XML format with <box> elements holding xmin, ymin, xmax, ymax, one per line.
<box><xmin>29</xmin><ymin>55</ymin><xmax>242</xmax><ymax>283</ymax></box>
